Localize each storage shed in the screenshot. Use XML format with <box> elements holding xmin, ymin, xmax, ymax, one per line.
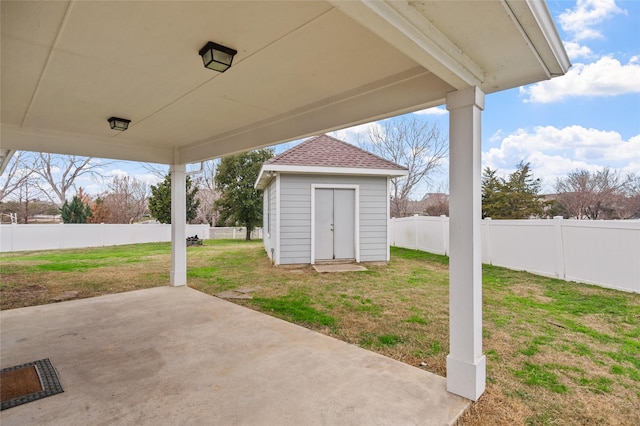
<box><xmin>255</xmin><ymin>135</ymin><xmax>407</xmax><ymax>265</ymax></box>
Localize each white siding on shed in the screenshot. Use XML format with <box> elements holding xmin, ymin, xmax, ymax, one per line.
<box><xmin>279</xmin><ymin>174</ymin><xmax>388</xmax><ymax>264</ymax></box>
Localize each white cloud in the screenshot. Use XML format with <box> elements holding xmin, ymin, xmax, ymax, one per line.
<box><xmin>520</xmin><ymin>56</ymin><xmax>640</xmax><ymax>103</ymax></box>
<box><xmin>558</xmin><ymin>0</ymin><xmax>624</xmax><ymax>41</ymax></box>
<box><xmin>133</xmin><ymin>173</ymin><xmax>162</xmax><ymax>186</ymax></box>
<box><xmin>330</xmin><ymin>121</ymin><xmax>383</xmax><ymax>145</ymax></box>
<box><xmin>107</xmin><ymin>168</ymin><xmax>129</xmax><ymax>177</ymax></box>
<box><xmin>483</xmin><ymin>125</ymin><xmax>640</xmax><ymax>190</ymax></box>
<box><xmin>83</xmin><ymin>183</ymin><xmax>103</xmax><ymax>196</ymax></box>
<box><xmin>414</xmin><ymin>106</ymin><xmax>448</xmax><ymax>116</ymax></box>
<box><xmin>562</xmin><ymin>41</ymin><xmax>593</xmax><ymax>60</ymax></box>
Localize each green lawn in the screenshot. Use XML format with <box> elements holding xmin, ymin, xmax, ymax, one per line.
<box><xmin>1</xmin><ymin>240</ymin><xmax>638</xmax><ymax>425</ymax></box>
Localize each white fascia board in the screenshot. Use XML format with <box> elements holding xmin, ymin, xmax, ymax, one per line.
<box><xmin>261</xmin><ymin>164</ymin><xmax>409</xmax><ymax>178</ymax></box>
<box><xmin>255</xmin><ymin>166</ymin><xmax>269</xmax><ymax>190</ymax></box>
<box><xmin>520</xmin><ymin>0</ymin><xmax>571</xmax><ymax>75</ymax></box>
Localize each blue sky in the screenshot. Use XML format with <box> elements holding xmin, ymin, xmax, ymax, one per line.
<box><xmin>86</xmin><ymin>0</ymin><xmax>640</xmax><ymax>196</ymax></box>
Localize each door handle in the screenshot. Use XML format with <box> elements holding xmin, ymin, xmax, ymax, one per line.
<box><xmin>330</xmin><ymin>224</ymin><xmax>334</xmax><ymax>231</ymax></box>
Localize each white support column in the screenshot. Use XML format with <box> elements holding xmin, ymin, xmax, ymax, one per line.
<box><xmin>445</xmin><ymin>86</ymin><xmax>486</xmax><ymax>401</ymax></box>
<box><xmin>170</xmin><ymin>164</ymin><xmax>187</xmax><ymax>287</ymax></box>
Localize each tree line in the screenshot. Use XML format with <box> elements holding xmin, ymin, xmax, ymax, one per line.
<box><xmin>0</xmin><ymin>150</ymin><xmax>273</xmax><ymax>240</ymax></box>
<box><xmin>0</xmin><ymin>152</ymin><xmax>166</xmax><ymax>225</ymax></box>
<box><xmin>480</xmin><ymin>163</ymin><xmax>640</xmax><ymax>220</ymax></box>
<box><xmin>0</xmin><ymin>152</ymin><xmax>192</xmax><ymax>225</ymax></box>
<box><xmin>3</xmin><ymin>118</ymin><xmax>638</xmax><ymax>228</ymax></box>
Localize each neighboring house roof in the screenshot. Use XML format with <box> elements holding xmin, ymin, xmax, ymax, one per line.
<box><xmin>255</xmin><ymin>134</ymin><xmax>408</xmax><ymax>189</ymax></box>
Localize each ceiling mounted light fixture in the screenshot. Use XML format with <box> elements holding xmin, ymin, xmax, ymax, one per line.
<box><xmin>108</xmin><ymin>117</ymin><xmax>131</xmax><ymax>131</ymax></box>
<box><xmin>199</xmin><ymin>41</ymin><xmax>237</xmax><ymax>73</ymax></box>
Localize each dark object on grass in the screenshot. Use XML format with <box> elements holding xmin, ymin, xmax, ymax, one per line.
<box><xmin>187</xmin><ymin>235</ymin><xmax>202</xmax><ymax>246</ymax></box>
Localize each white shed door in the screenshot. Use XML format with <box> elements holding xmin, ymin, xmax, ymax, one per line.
<box><xmin>314</xmin><ymin>188</ymin><xmax>355</xmax><ymax>261</ymax></box>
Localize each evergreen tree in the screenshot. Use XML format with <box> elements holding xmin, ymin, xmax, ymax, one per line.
<box><xmin>481</xmin><ymin>167</ymin><xmax>505</xmax><ymax>219</ymax></box>
<box><xmin>482</xmin><ymin>162</ymin><xmax>545</xmax><ymax>219</ymax></box>
<box><xmin>214</xmin><ymin>149</ymin><xmax>274</xmax><ymax>240</ymax></box>
<box><xmin>148</xmin><ymin>174</ymin><xmax>199</xmax><ymax>224</ymax></box>
<box><xmin>60</xmin><ymin>195</ymin><xmax>92</xmax><ymax>223</ymax></box>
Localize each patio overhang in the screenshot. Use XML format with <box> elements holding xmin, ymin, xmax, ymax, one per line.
<box><xmin>0</xmin><ymin>0</ymin><xmax>568</xmax><ymax>163</ymax></box>
<box><xmin>0</xmin><ymin>0</ymin><xmax>569</xmax><ymax>402</ymax></box>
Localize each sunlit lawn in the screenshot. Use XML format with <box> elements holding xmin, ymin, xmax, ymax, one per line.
<box><xmin>1</xmin><ymin>240</ymin><xmax>639</xmax><ymax>425</ymax></box>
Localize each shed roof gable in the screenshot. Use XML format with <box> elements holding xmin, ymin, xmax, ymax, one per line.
<box><xmin>255</xmin><ymin>134</ymin><xmax>408</xmax><ymax>189</ymax></box>
<box><xmin>266</xmin><ymin>134</ymin><xmax>406</xmax><ymax>170</ymax></box>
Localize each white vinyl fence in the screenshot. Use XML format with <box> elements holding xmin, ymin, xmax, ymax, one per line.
<box><xmin>209</xmin><ymin>227</ymin><xmax>263</xmax><ymax>240</ymax></box>
<box><xmin>389</xmin><ymin>215</ymin><xmax>640</xmax><ymax>294</ymax></box>
<box><xmin>0</xmin><ymin>224</ymin><xmax>210</xmax><ymax>252</ymax></box>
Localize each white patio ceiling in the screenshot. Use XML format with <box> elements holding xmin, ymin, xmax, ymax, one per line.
<box><xmin>0</xmin><ymin>0</ymin><xmax>569</xmax><ymax>165</ymax></box>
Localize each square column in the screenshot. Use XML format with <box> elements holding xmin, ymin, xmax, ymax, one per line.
<box><xmin>170</xmin><ymin>164</ymin><xmax>187</xmax><ymax>287</ymax></box>
<box><xmin>445</xmin><ymin>86</ymin><xmax>486</xmax><ymax>401</ymax></box>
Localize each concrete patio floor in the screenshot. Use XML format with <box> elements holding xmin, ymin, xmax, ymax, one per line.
<box><xmin>1</xmin><ymin>287</ymin><xmax>469</xmax><ymax>425</ymax></box>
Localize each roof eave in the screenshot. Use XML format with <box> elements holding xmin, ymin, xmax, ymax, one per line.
<box><xmin>256</xmin><ymin>164</ymin><xmax>409</xmax><ymax>190</ymax></box>
<box><xmin>254</xmin><ymin>165</ymin><xmax>273</xmax><ymax>190</ymax></box>
<box><xmin>511</xmin><ymin>0</ymin><xmax>571</xmax><ymax>77</ymax></box>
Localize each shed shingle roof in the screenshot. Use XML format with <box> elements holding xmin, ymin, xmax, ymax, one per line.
<box><xmin>265</xmin><ymin>135</ymin><xmax>407</xmax><ymax>171</ymax></box>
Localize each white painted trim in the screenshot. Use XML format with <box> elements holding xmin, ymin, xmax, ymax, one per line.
<box><xmin>366</xmin><ymin>0</ymin><xmax>485</xmax><ymax>86</ymax></box>
<box><xmin>499</xmin><ymin>0</ymin><xmax>551</xmax><ymax>79</ymax></box>
<box><xmin>275</xmin><ymin>173</ymin><xmax>281</xmax><ymax>266</ymax></box>
<box><xmin>310</xmin><ymin>184</ymin><xmax>360</xmax><ymax>264</ymax></box>
<box><xmin>265</xmin><ymin>164</ymin><xmax>407</xmax><ymax>176</ymax></box>
<box><xmin>255</xmin><ymin>165</ymin><xmax>272</xmax><ymax>189</ymax></box>
<box><xmin>520</xmin><ymin>0</ymin><xmax>571</xmax><ymax>74</ymax></box>
<box><xmin>256</xmin><ymin>165</ymin><xmax>406</xmax><ymax>190</ymax></box>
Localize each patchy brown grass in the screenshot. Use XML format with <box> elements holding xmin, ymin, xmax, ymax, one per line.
<box><xmin>1</xmin><ymin>240</ymin><xmax>639</xmax><ymax>425</ymax></box>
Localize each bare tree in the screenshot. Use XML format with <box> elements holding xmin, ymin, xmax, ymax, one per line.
<box><xmin>33</xmin><ymin>153</ymin><xmax>110</xmax><ymax>205</ymax></box>
<box><xmin>0</xmin><ymin>151</ymin><xmax>38</xmax><ymax>202</ymax></box>
<box><xmin>613</xmin><ymin>173</ymin><xmax>640</xmax><ymax>219</ymax></box>
<box><xmin>422</xmin><ymin>192</ymin><xmax>450</xmax><ymax>216</ymax></box>
<box><xmin>98</xmin><ymin>175</ymin><xmax>149</xmax><ymax>223</ymax></box>
<box><xmin>555</xmin><ymin>168</ymin><xmax>628</xmax><ymax>219</ymax></box>
<box><xmin>193</xmin><ymin>160</ymin><xmax>219</xmax><ymax>226</ymax></box>
<box><xmin>14</xmin><ymin>176</ymin><xmax>39</xmax><ymax>223</ymax></box>
<box><xmin>141</xmin><ymin>162</ymin><xmax>170</xmax><ymax>180</ymax></box>
<box><xmin>360</xmin><ymin>116</ymin><xmax>448</xmax><ymax>217</ymax></box>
